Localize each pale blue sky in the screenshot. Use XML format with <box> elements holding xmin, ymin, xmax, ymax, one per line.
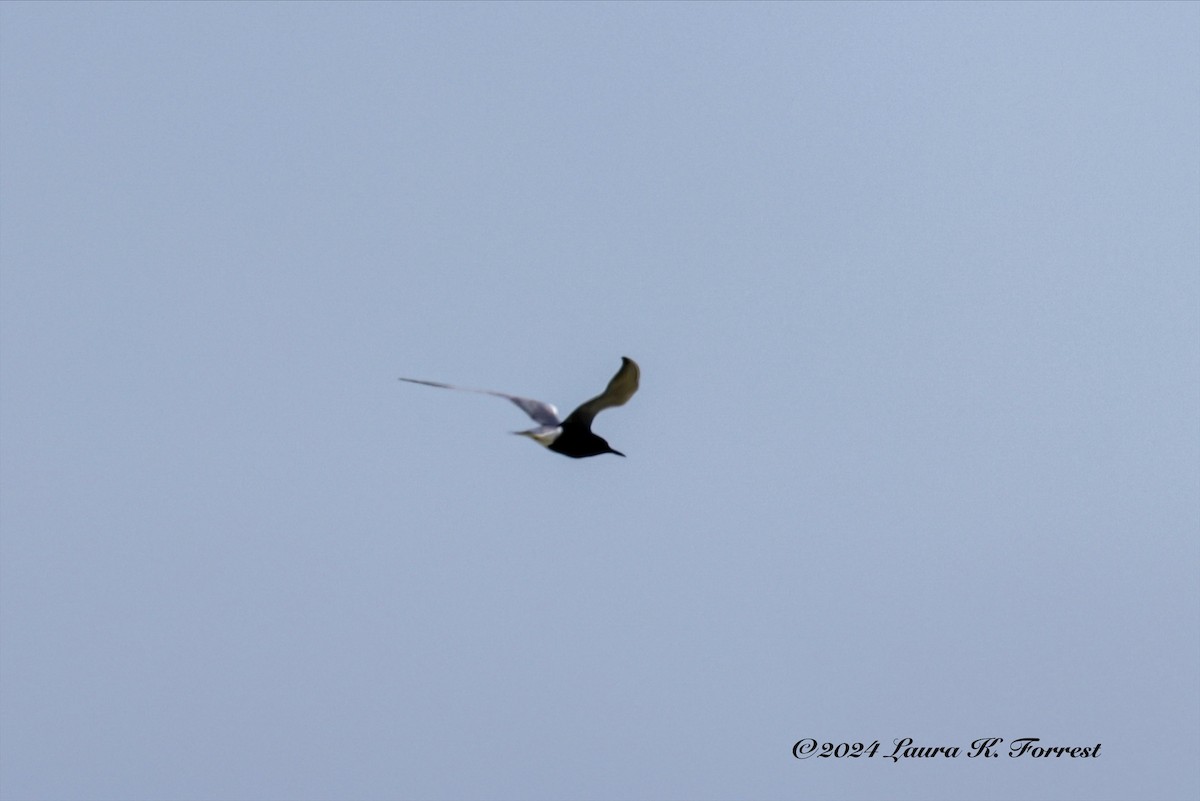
<box><xmin>1</xmin><ymin>2</ymin><xmax>1197</xmax><ymax>800</ymax></box>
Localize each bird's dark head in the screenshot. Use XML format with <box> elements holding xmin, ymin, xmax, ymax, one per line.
<box><xmin>549</xmin><ymin>429</ymin><xmax>626</xmax><ymax>458</ymax></box>
<box><xmin>592</xmin><ymin>433</ymin><xmax>625</xmax><ymax>457</ymax></box>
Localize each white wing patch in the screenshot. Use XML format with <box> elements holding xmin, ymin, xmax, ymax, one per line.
<box><xmin>513</xmin><ymin>426</ymin><xmax>562</xmax><ymax>448</ymax></box>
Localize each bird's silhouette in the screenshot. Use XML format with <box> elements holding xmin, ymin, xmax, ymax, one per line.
<box><xmin>399</xmin><ymin>357</ymin><xmax>639</xmax><ymax>458</ymax></box>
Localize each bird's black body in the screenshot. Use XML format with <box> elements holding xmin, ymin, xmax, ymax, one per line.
<box><xmin>399</xmin><ymin>357</ymin><xmax>640</xmax><ymax>459</ymax></box>
<box><xmin>548</xmin><ymin>423</ymin><xmax>622</xmax><ymax>459</ymax></box>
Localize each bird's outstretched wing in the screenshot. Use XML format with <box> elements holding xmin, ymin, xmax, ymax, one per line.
<box><xmin>398</xmin><ymin>377</ymin><xmax>561</xmax><ymax>426</ymax></box>
<box><xmin>562</xmin><ymin>357</ymin><xmax>640</xmax><ymax>428</ymax></box>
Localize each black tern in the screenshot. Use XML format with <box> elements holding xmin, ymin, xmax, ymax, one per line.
<box><xmin>399</xmin><ymin>357</ymin><xmax>640</xmax><ymax>458</ymax></box>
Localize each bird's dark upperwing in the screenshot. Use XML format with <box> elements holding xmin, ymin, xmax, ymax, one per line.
<box><xmin>562</xmin><ymin>357</ymin><xmax>640</xmax><ymax>429</ymax></box>
<box><xmin>397</xmin><ymin>377</ymin><xmax>561</xmax><ymax>426</ymax></box>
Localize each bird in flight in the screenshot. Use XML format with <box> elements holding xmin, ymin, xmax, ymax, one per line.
<box><xmin>399</xmin><ymin>357</ymin><xmax>640</xmax><ymax>458</ymax></box>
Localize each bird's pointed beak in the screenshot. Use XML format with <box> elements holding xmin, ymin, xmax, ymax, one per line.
<box><xmin>610</xmin><ymin>448</ymin><xmax>625</xmax><ymax>457</ymax></box>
